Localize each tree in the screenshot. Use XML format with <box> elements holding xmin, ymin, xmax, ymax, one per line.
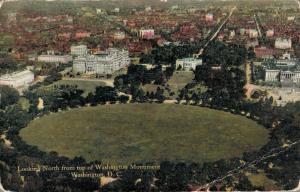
<box><xmin>119</xmin><ymin>95</ymin><xmax>129</xmax><ymax>104</ymax></box>
<box><xmin>247</xmin><ymin>47</ymin><xmax>256</xmax><ymax>60</ymax></box>
<box><xmin>165</xmin><ymin>66</ymin><xmax>175</xmax><ymax>79</ymax></box>
<box><xmin>0</xmin><ymin>85</ymin><xmax>20</xmax><ymax>109</ymax></box>
<box><xmin>0</xmin><ymin>57</ymin><xmax>19</xmax><ymax>75</ymax></box>
<box><xmin>194</xmin><ymin>65</ymin><xmax>212</xmax><ymax>83</ymax></box>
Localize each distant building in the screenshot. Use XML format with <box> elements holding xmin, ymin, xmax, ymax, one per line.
<box><xmin>37</xmin><ymin>55</ymin><xmax>72</xmax><ymax>64</ymax></box>
<box><xmin>276</xmin><ymin>53</ymin><xmax>297</xmax><ymax>67</ymax></box>
<box><xmin>96</xmin><ymin>8</ymin><xmax>102</xmax><ymax>14</ymax></box>
<box><xmin>205</xmin><ymin>13</ymin><xmax>214</xmax><ymax>22</ymax></box>
<box><xmin>139</xmin><ymin>29</ymin><xmax>155</xmax><ymax>39</ymax></box>
<box><xmin>254</xmin><ymin>47</ymin><xmax>274</xmax><ymax>59</ymax></box>
<box><xmin>230</xmin><ymin>30</ymin><xmax>235</xmax><ymax>38</ymax></box>
<box><xmin>73</xmin><ymin>48</ymin><xmax>130</xmax><ymax>75</ymax></box>
<box><xmin>176</xmin><ymin>58</ymin><xmax>202</xmax><ymax>71</ymax></box>
<box><xmin>71</xmin><ymin>45</ymin><xmax>88</xmax><ymax>56</ymax></box>
<box><xmin>240</xmin><ymin>28</ymin><xmax>245</xmax><ymax>35</ymax></box>
<box><xmin>171</xmin><ymin>5</ymin><xmax>179</xmax><ymax>10</ymax></box>
<box><xmin>75</xmin><ymin>32</ymin><xmax>91</xmax><ymax>39</ymax></box>
<box><xmin>0</xmin><ymin>70</ymin><xmax>34</xmax><ymax>88</ymax></box>
<box><xmin>276</xmin><ymin>58</ymin><xmax>297</xmax><ymax>68</ymax></box>
<box><xmin>123</xmin><ymin>19</ymin><xmax>128</xmax><ymax>26</ymax></box>
<box><xmin>188</xmin><ymin>8</ymin><xmax>197</xmax><ymax>13</ymax></box>
<box><xmin>114</xmin><ymin>31</ymin><xmax>126</xmax><ymax>40</ymax></box>
<box><xmin>58</xmin><ymin>33</ymin><xmax>71</xmax><ymax>39</ymax></box>
<box><xmin>266</xmin><ymin>29</ymin><xmax>274</xmax><ymax>38</ymax></box>
<box><xmin>113</xmin><ymin>8</ymin><xmax>120</xmax><ymax>13</ymax></box>
<box><xmin>145</xmin><ymin>6</ymin><xmax>152</xmax><ymax>12</ymax></box>
<box><xmin>275</xmin><ymin>38</ymin><xmax>292</xmax><ymax>49</ymax></box>
<box><xmin>249</xmin><ymin>29</ymin><xmax>258</xmax><ymax>38</ymax></box>
<box><xmin>287</xmin><ymin>16</ymin><xmax>295</xmax><ymax>21</ymax></box>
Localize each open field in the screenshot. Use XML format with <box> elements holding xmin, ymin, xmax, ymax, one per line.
<box><xmin>20</xmin><ymin>104</ymin><xmax>269</xmax><ymax>164</ymax></box>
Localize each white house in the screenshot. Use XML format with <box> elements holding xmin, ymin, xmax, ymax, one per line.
<box><xmin>176</xmin><ymin>58</ymin><xmax>203</xmax><ymax>71</ymax></box>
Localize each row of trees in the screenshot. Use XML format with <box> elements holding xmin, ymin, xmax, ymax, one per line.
<box><xmin>0</xmin><ymin>57</ymin><xmax>25</xmax><ymax>75</ymax></box>
<box><xmin>114</xmin><ymin>64</ymin><xmax>165</xmax><ymax>89</ymax></box>
<box><xmin>140</xmin><ymin>44</ymin><xmax>200</xmax><ymax>65</ymax></box>
<box><xmin>202</xmin><ymin>41</ymin><xmax>247</xmax><ymax>67</ymax></box>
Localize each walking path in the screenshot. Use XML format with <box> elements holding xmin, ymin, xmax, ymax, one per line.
<box><xmin>194</xmin><ymin>139</ymin><xmax>300</xmax><ymax>191</ymax></box>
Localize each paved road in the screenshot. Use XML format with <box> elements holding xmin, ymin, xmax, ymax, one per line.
<box><xmin>254</xmin><ymin>14</ymin><xmax>262</xmax><ymax>38</ymax></box>
<box><xmin>62</xmin><ymin>77</ymin><xmax>114</xmax><ymax>87</ymax></box>
<box><xmin>197</xmin><ymin>6</ymin><xmax>236</xmax><ymax>56</ymax></box>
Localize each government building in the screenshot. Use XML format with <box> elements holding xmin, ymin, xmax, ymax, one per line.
<box><xmin>265</xmin><ymin>70</ymin><xmax>300</xmax><ymax>84</ymax></box>
<box><xmin>37</xmin><ymin>54</ymin><xmax>72</xmax><ymax>64</ymax></box>
<box><xmin>0</xmin><ymin>70</ymin><xmax>34</xmax><ymax>89</ymax></box>
<box><xmin>73</xmin><ymin>48</ymin><xmax>130</xmax><ymax>75</ymax></box>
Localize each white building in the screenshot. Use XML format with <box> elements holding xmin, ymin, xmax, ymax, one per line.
<box><xmin>0</xmin><ymin>70</ymin><xmax>34</xmax><ymax>88</ymax></box>
<box><xmin>275</xmin><ymin>38</ymin><xmax>292</xmax><ymax>50</ymax></box>
<box><xmin>37</xmin><ymin>55</ymin><xmax>72</xmax><ymax>64</ymax></box>
<box><xmin>230</xmin><ymin>30</ymin><xmax>235</xmax><ymax>38</ymax></box>
<box><xmin>113</xmin><ymin>8</ymin><xmax>120</xmax><ymax>13</ymax></box>
<box><xmin>96</xmin><ymin>8</ymin><xmax>102</xmax><ymax>14</ymax></box>
<box><xmin>249</xmin><ymin>29</ymin><xmax>258</xmax><ymax>38</ymax></box>
<box><xmin>176</xmin><ymin>58</ymin><xmax>203</xmax><ymax>71</ymax></box>
<box><xmin>281</xmin><ymin>71</ymin><xmax>300</xmax><ymax>83</ymax></box>
<box><xmin>114</xmin><ymin>32</ymin><xmax>126</xmax><ymax>40</ymax></box>
<box><xmin>265</xmin><ymin>69</ymin><xmax>280</xmax><ymax>82</ymax></box>
<box><xmin>266</xmin><ymin>29</ymin><xmax>274</xmax><ymax>38</ymax></box>
<box><xmin>73</xmin><ymin>48</ymin><xmax>130</xmax><ymax>75</ymax></box>
<box><xmin>205</xmin><ymin>13</ymin><xmax>214</xmax><ymax>22</ymax></box>
<box><xmin>71</xmin><ymin>45</ymin><xmax>88</xmax><ymax>56</ymax></box>
<box><xmin>145</xmin><ymin>6</ymin><xmax>152</xmax><ymax>12</ymax></box>
<box><xmin>265</xmin><ymin>69</ymin><xmax>300</xmax><ymax>83</ymax></box>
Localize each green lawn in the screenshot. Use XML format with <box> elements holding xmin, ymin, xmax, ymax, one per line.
<box><xmin>168</xmin><ymin>71</ymin><xmax>194</xmax><ymax>86</ymax></box>
<box><xmin>142</xmin><ymin>71</ymin><xmax>196</xmax><ymax>99</ymax></box>
<box><xmin>168</xmin><ymin>71</ymin><xmax>195</xmax><ymax>97</ymax></box>
<box><xmin>20</xmin><ymin>104</ymin><xmax>269</xmax><ymax>164</ymax></box>
<box><xmin>246</xmin><ymin>171</ymin><xmax>281</xmax><ymax>191</ymax></box>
